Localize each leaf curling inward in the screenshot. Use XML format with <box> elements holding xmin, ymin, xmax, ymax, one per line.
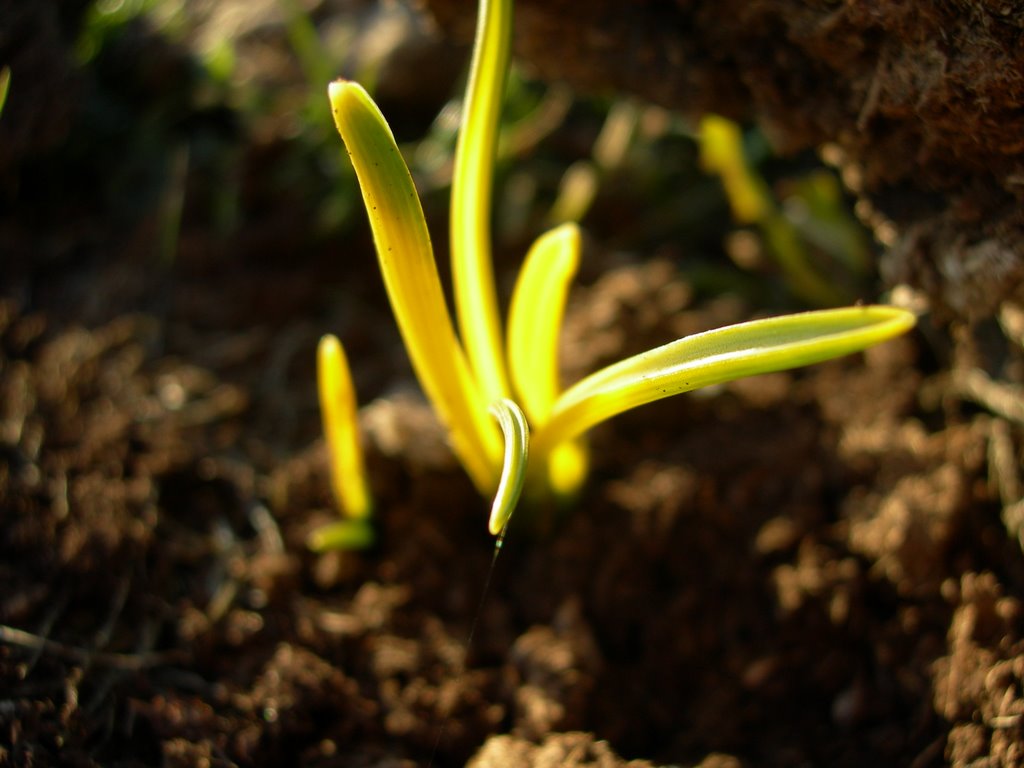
<box><xmin>488</xmin><ymin>398</ymin><xmax>530</xmax><ymax>535</ymax></box>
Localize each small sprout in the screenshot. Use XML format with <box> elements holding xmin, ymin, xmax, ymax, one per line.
<box><xmin>699</xmin><ymin>114</ymin><xmax>846</xmax><ymax>306</ymax></box>
<box><xmin>547</xmin><ymin>100</ymin><xmax>639</xmax><ymax>225</ymax></box>
<box><xmin>699</xmin><ymin>115</ymin><xmax>768</xmax><ymax>224</ymax></box>
<box><xmin>0</xmin><ymin>67</ymin><xmax>10</xmax><ymax>118</ymax></box>
<box><xmin>307</xmin><ymin>517</ymin><xmax>375</xmax><ymax>552</ymax></box>
<box><xmin>310</xmin><ymin>335</ymin><xmax>373</xmax><ymax>551</ymax></box>
<box><xmin>319</xmin><ymin>0</ymin><xmax>917</xmax><ymax>539</ymax></box>
<box><xmin>317</xmin><ymin>335</ymin><xmax>371</xmax><ymax>521</ymax></box>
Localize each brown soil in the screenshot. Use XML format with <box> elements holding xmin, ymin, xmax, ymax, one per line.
<box><xmin>4</xmin><ymin>2</ymin><xmax>1024</xmax><ymax>767</ymax></box>
<box><xmin>4</xmin><ymin>246</ymin><xmax>1024</xmax><ymax>766</ymax></box>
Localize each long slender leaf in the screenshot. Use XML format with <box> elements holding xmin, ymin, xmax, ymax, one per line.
<box><xmin>328</xmin><ymin>80</ymin><xmax>501</xmax><ymax>492</ymax></box>
<box><xmin>535</xmin><ymin>305</ymin><xmax>915</xmax><ymax>454</ymax></box>
<box><xmin>451</xmin><ymin>0</ymin><xmax>513</xmax><ymax>403</ymax></box>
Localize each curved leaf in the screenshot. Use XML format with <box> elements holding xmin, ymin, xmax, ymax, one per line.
<box><xmin>328</xmin><ymin>80</ymin><xmax>501</xmax><ymax>492</ymax></box>
<box><xmin>488</xmin><ymin>398</ymin><xmax>530</xmax><ymax>535</ymax></box>
<box><xmin>535</xmin><ymin>305</ymin><xmax>916</xmax><ymax>455</ymax></box>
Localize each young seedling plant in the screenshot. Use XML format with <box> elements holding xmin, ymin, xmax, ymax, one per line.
<box><xmin>310</xmin><ymin>0</ymin><xmax>916</xmax><ymax>550</ymax></box>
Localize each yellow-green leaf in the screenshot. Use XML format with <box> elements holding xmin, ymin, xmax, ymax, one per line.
<box><xmin>488</xmin><ymin>398</ymin><xmax>529</xmax><ymax>535</ymax></box>
<box><xmin>535</xmin><ymin>305</ymin><xmax>916</xmax><ymax>455</ymax></box>
<box><xmin>317</xmin><ymin>334</ymin><xmax>372</xmax><ymax>520</ymax></box>
<box><xmin>308</xmin><ymin>518</ymin><xmax>375</xmax><ymax>551</ymax></box>
<box><xmin>699</xmin><ymin>115</ymin><xmax>767</xmax><ymax>224</ymax></box>
<box><xmin>328</xmin><ymin>80</ymin><xmax>501</xmax><ymax>492</ymax></box>
<box><xmin>451</xmin><ymin>0</ymin><xmax>514</xmax><ymax>403</ymax></box>
<box><xmin>507</xmin><ymin>223</ymin><xmax>581</xmax><ymax>424</ymax></box>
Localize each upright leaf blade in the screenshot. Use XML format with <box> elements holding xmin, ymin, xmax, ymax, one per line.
<box><xmin>328</xmin><ymin>80</ymin><xmax>501</xmax><ymax>492</ymax></box>
<box><xmin>507</xmin><ymin>223</ymin><xmax>580</xmax><ymax>424</ymax></box>
<box><xmin>317</xmin><ymin>335</ymin><xmax>372</xmax><ymax>520</ymax></box>
<box><xmin>451</xmin><ymin>0</ymin><xmax>514</xmax><ymax>403</ymax></box>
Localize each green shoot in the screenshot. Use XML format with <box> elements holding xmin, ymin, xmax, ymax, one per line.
<box><xmin>547</xmin><ymin>100</ymin><xmax>638</xmax><ymax>225</ymax></box>
<box><xmin>307</xmin><ymin>516</ymin><xmax>375</xmax><ymax>552</ymax></box>
<box><xmin>328</xmin><ymin>81</ymin><xmax>502</xmax><ymax>495</ymax></box>
<box><xmin>699</xmin><ymin>115</ymin><xmax>847</xmax><ymax>306</ymax></box>
<box><xmin>488</xmin><ymin>399</ymin><xmax>530</xmax><ymax>535</ymax></box>
<box><xmin>451</xmin><ymin>0</ymin><xmax>514</xmax><ymax>403</ymax></box>
<box><xmin>317</xmin><ymin>335</ymin><xmax>372</xmax><ymax>520</ymax></box>
<box><xmin>0</xmin><ymin>67</ymin><xmax>10</xmax><ymax>118</ymax></box>
<box><xmin>507</xmin><ymin>223</ymin><xmax>580</xmax><ymax>425</ymax></box>
<box><xmin>318</xmin><ymin>0</ymin><xmax>917</xmax><ymax>540</ymax></box>
<box><xmin>310</xmin><ymin>335</ymin><xmax>374</xmax><ymax>551</ymax></box>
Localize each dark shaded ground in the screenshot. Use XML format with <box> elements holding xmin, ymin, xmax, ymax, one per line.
<box><xmin>4</xmin><ymin>2</ymin><xmax>1024</xmax><ymax>767</ymax></box>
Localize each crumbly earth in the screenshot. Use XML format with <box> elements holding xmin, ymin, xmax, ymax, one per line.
<box><xmin>3</xmin><ymin>1</ymin><xmax>1024</xmax><ymax>767</ymax></box>
<box><xmin>3</xmin><ymin>245</ymin><xmax>1024</xmax><ymax>766</ymax></box>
